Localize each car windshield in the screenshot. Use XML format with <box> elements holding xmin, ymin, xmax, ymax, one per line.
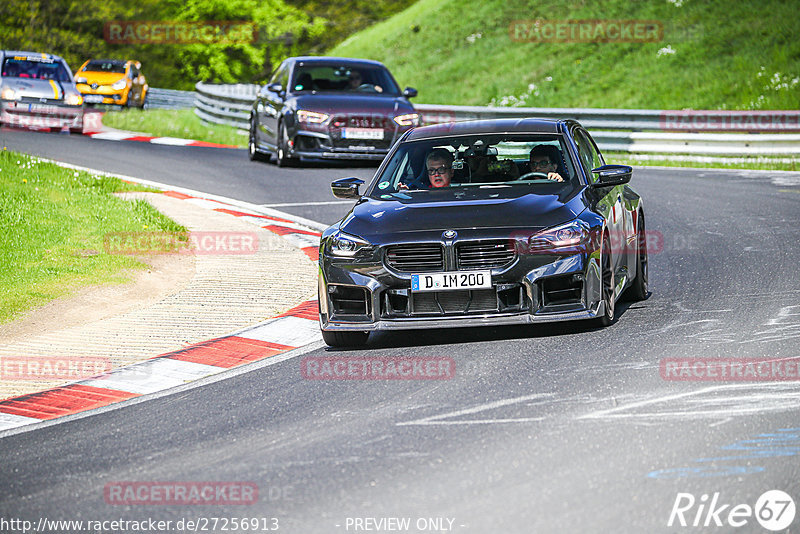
<box><xmin>290</xmin><ymin>65</ymin><xmax>400</xmax><ymax>95</ymax></box>
<box><xmin>83</xmin><ymin>60</ymin><xmax>126</xmax><ymax>73</ymax></box>
<box><xmin>1</xmin><ymin>57</ymin><xmax>72</xmax><ymax>82</ymax></box>
<box><xmin>366</xmin><ymin>133</ymin><xmax>580</xmax><ymax>201</ymax></box>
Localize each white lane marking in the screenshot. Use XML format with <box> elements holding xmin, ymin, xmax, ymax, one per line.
<box><xmin>239</xmin><ymin>316</ymin><xmax>321</xmax><ymax>347</ymax></box>
<box><xmin>149</xmin><ymin>137</ymin><xmax>194</xmax><ymax>146</ymax></box>
<box><xmin>90</xmin><ymin>131</ymin><xmax>143</xmax><ymax>141</ymax></box>
<box><xmin>396</xmin><ymin>393</ymin><xmax>553</xmax><ymax>426</ymax></box>
<box><xmin>580</xmin><ymin>384</ymin><xmax>800</xmax><ymax>421</ymax></box>
<box><xmin>0</xmin><ymin>413</ymin><xmax>43</xmax><ymax>431</ymax></box>
<box><xmin>80</xmin><ymin>358</ymin><xmax>224</xmax><ymax>395</ymax></box>
<box><xmin>260</xmin><ymin>201</ymin><xmax>356</xmax><ymax>207</ymax></box>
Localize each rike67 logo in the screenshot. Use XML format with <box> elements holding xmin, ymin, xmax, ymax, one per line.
<box><xmin>668</xmin><ymin>490</ymin><xmax>795</xmax><ymax>531</ymax></box>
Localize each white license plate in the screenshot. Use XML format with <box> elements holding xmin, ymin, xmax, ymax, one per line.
<box><xmin>411</xmin><ymin>271</ymin><xmax>492</xmax><ymax>292</ymax></box>
<box><xmin>25</xmin><ymin>104</ymin><xmax>62</xmax><ymax>114</ymax></box>
<box><xmin>83</xmin><ymin>94</ymin><xmax>104</xmax><ymax>103</ymax></box>
<box><xmin>342</xmin><ymin>127</ymin><xmax>383</xmax><ymax>140</ymax></box>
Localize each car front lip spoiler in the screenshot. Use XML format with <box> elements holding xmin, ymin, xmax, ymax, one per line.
<box><xmin>321</xmin><ymin>302</ymin><xmax>604</xmax><ymax>332</ymax></box>
<box><xmin>294</xmin><ymin>149</ymin><xmax>388</xmax><ymax>161</ymax></box>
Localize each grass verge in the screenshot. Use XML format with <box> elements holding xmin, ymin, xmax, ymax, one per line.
<box><xmin>0</xmin><ymin>149</ymin><xmax>187</xmax><ymax>325</ymax></box>
<box><xmin>605</xmin><ymin>153</ymin><xmax>800</xmax><ymax>172</ymax></box>
<box><xmin>100</xmin><ymin>108</ymin><xmax>247</xmax><ymax>147</ymax></box>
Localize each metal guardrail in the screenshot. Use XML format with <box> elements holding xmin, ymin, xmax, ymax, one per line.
<box><xmin>145</xmin><ymin>87</ymin><xmax>196</xmax><ymax>110</ymax></box>
<box><xmin>194</xmin><ymin>82</ymin><xmax>258</xmax><ymax>129</ymax></box>
<box><xmin>185</xmin><ymin>83</ymin><xmax>800</xmax><ymax>155</ymax></box>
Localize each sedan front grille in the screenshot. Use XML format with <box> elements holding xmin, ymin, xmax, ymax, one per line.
<box><xmin>412</xmin><ymin>289</ymin><xmax>498</xmax><ymax>315</ymax></box>
<box><xmin>385</xmin><ymin>244</ymin><xmax>443</xmax><ymax>272</ymax></box>
<box><xmin>456</xmin><ymin>240</ymin><xmax>516</xmax><ymax>270</ymax></box>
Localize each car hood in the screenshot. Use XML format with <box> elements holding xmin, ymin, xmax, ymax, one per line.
<box><xmin>340</xmin><ymin>192</ymin><xmax>586</xmax><ymax>241</ymax></box>
<box><xmin>292</xmin><ymin>93</ymin><xmax>414</xmax><ymax>116</ymax></box>
<box><xmin>77</xmin><ymin>72</ymin><xmax>126</xmax><ymax>84</ymax></box>
<box><xmin>1</xmin><ymin>77</ymin><xmax>69</xmax><ymax>99</ymax></box>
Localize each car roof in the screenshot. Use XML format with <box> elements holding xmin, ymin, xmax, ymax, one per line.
<box><xmin>1</xmin><ymin>50</ymin><xmax>65</xmax><ymax>63</ymax></box>
<box><xmin>404</xmin><ymin>118</ymin><xmax>575</xmax><ymax>141</ymax></box>
<box><xmin>290</xmin><ymin>56</ymin><xmax>387</xmax><ymax>68</ymax></box>
<box><xmin>86</xmin><ymin>59</ymin><xmax>128</xmax><ymax>65</ymax></box>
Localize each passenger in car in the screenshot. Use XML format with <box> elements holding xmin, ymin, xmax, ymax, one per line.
<box><xmin>398</xmin><ymin>148</ymin><xmax>454</xmax><ymax>190</ymax></box>
<box><xmin>529</xmin><ymin>145</ymin><xmax>566</xmax><ymax>182</ymax></box>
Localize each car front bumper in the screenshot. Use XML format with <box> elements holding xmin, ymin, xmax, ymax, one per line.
<box><xmin>319</xmin><ymin>251</ymin><xmax>606</xmax><ymax>332</ymax></box>
<box><xmin>0</xmin><ymin>100</ymin><xmax>84</xmax><ymax>129</ymax></box>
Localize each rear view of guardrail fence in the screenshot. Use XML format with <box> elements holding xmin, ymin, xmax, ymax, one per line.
<box><xmin>188</xmin><ymin>82</ymin><xmax>800</xmax><ymax>155</ymax></box>
<box><xmin>145</xmin><ymin>87</ymin><xmax>196</xmax><ymax>110</ymax></box>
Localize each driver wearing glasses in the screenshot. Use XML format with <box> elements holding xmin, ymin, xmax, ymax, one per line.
<box><xmin>529</xmin><ymin>145</ymin><xmax>565</xmax><ymax>182</ymax></box>
<box><xmin>398</xmin><ymin>148</ymin><xmax>454</xmax><ymax>190</ymax></box>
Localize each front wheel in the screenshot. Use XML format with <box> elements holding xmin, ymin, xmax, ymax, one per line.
<box><xmin>623</xmin><ymin>214</ymin><xmax>649</xmax><ymax>301</ymax></box>
<box><xmin>594</xmin><ymin>239</ymin><xmax>615</xmax><ymax>327</ymax></box>
<box><xmin>248</xmin><ymin>118</ymin><xmax>268</xmax><ymax>162</ymax></box>
<box><xmin>275</xmin><ymin>122</ymin><xmax>298</xmax><ymax>167</ymax></box>
<box><xmin>322</xmin><ymin>330</ymin><xmax>369</xmax><ymax>347</ymax></box>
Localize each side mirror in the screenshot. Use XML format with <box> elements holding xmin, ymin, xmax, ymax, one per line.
<box><xmin>403</xmin><ymin>87</ymin><xmax>418</xmax><ymax>98</ymax></box>
<box><xmin>267</xmin><ymin>83</ymin><xmax>283</xmax><ymax>94</ymax></box>
<box><xmin>590</xmin><ymin>165</ymin><xmax>632</xmax><ymax>187</ymax></box>
<box><xmin>331</xmin><ymin>177</ymin><xmax>365</xmax><ymax>199</ymax></box>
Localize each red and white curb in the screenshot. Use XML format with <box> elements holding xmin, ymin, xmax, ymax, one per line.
<box><xmin>80</xmin><ymin>110</ymin><xmax>240</xmax><ymax>149</ymax></box>
<box><xmin>0</xmin><ymin>186</ymin><xmax>326</xmax><ymax>432</ymax></box>
<box><xmin>86</xmin><ymin>131</ymin><xmax>240</xmax><ymax>149</ymax></box>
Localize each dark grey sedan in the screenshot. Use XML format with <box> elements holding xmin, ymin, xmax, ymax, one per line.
<box><xmin>318</xmin><ymin>119</ymin><xmax>649</xmax><ymax>347</ymax></box>
<box><xmin>248</xmin><ymin>56</ymin><xmax>419</xmax><ymax>167</ymax></box>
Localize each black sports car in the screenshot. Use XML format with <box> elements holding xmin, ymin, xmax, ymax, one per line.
<box><xmin>248</xmin><ymin>56</ymin><xmax>419</xmax><ymax>166</ymax></box>
<box><xmin>318</xmin><ymin>119</ymin><xmax>649</xmax><ymax>347</ymax></box>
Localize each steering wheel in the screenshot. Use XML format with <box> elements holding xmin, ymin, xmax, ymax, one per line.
<box><xmin>356</xmin><ymin>83</ymin><xmax>378</xmax><ymax>92</ymax></box>
<box><xmin>516</xmin><ymin>171</ymin><xmax>551</xmax><ymax>181</ymax></box>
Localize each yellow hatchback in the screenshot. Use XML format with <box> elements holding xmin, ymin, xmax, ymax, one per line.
<box><xmin>74</xmin><ymin>59</ymin><xmax>148</xmax><ymax>107</ymax></box>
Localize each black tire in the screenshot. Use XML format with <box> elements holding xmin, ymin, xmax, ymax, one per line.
<box><xmin>623</xmin><ymin>213</ymin><xmax>649</xmax><ymax>302</ymax></box>
<box><xmin>594</xmin><ymin>237</ymin><xmax>615</xmax><ymax>327</ymax></box>
<box><xmin>248</xmin><ymin>118</ymin><xmax>268</xmax><ymax>162</ymax></box>
<box><xmin>322</xmin><ymin>330</ymin><xmax>369</xmax><ymax>348</ymax></box>
<box><xmin>275</xmin><ymin>122</ymin><xmax>298</xmax><ymax>167</ymax></box>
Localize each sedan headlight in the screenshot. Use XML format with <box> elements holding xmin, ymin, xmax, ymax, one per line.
<box><xmin>1</xmin><ymin>87</ymin><xmax>18</xmax><ymax>101</ymax></box>
<box><xmin>527</xmin><ymin>220</ymin><xmax>590</xmax><ymax>252</ymax></box>
<box><xmin>329</xmin><ymin>231</ymin><xmax>371</xmax><ymax>257</ymax></box>
<box><xmin>296</xmin><ymin>110</ymin><xmax>330</xmax><ymax>124</ymax></box>
<box><xmin>111</xmin><ymin>79</ymin><xmax>128</xmax><ymax>90</ymax></box>
<box><xmin>393</xmin><ymin>113</ymin><xmax>420</xmax><ymax>126</ymax></box>
<box><xmin>74</xmin><ymin>77</ymin><xmax>88</xmax><ymax>84</ymax></box>
<box><xmin>65</xmin><ymin>93</ymin><xmax>83</xmax><ymax>106</ymax></box>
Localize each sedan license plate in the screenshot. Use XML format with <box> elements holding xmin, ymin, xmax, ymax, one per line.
<box><xmin>411</xmin><ymin>271</ymin><xmax>492</xmax><ymax>292</ymax></box>
<box><xmin>342</xmin><ymin>127</ymin><xmax>383</xmax><ymax>140</ymax></box>
<box><xmin>83</xmin><ymin>94</ymin><xmax>104</xmax><ymax>103</ymax></box>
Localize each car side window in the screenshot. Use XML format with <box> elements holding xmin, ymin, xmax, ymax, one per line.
<box><xmin>574</xmin><ymin>129</ymin><xmax>603</xmax><ymax>183</ymax></box>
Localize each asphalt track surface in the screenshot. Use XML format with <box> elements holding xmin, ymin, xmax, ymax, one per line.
<box><xmin>2</xmin><ymin>128</ymin><xmax>800</xmax><ymax>533</ymax></box>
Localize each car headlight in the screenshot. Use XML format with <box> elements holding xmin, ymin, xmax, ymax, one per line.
<box><xmin>393</xmin><ymin>113</ymin><xmax>420</xmax><ymax>126</ymax></box>
<box><xmin>112</xmin><ymin>79</ymin><xmax>127</xmax><ymax>90</ymax></box>
<box><xmin>296</xmin><ymin>110</ymin><xmax>329</xmax><ymax>124</ymax></box>
<box><xmin>329</xmin><ymin>231</ymin><xmax>371</xmax><ymax>257</ymax></box>
<box><xmin>1</xmin><ymin>87</ymin><xmax>18</xmax><ymax>101</ymax></box>
<box><xmin>527</xmin><ymin>220</ymin><xmax>590</xmax><ymax>252</ymax></box>
<box><xmin>65</xmin><ymin>93</ymin><xmax>83</xmax><ymax>106</ymax></box>
<box><xmin>75</xmin><ymin>77</ymin><xmax>88</xmax><ymax>84</ymax></box>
